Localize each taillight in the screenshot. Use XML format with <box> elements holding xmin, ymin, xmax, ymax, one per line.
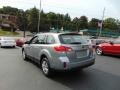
<box><xmin>54</xmin><ymin>45</ymin><xmax>72</xmax><ymax>52</ymax></box>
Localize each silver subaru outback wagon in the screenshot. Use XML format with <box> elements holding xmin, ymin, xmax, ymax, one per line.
<box><xmin>22</xmin><ymin>33</ymin><xmax>95</xmax><ymax>76</ymax></box>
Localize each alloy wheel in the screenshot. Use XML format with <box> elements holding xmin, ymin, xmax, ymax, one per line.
<box><xmin>42</xmin><ymin>60</ymin><xmax>49</xmax><ymax>75</ymax></box>
<box><xmin>96</xmin><ymin>48</ymin><xmax>102</xmax><ymax>55</ymax></box>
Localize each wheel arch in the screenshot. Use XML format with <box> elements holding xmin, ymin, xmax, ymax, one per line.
<box><xmin>40</xmin><ymin>54</ymin><xmax>47</xmax><ymax>64</ymax></box>
<box><xmin>39</xmin><ymin>49</ymin><xmax>52</xmax><ymax>64</ymax></box>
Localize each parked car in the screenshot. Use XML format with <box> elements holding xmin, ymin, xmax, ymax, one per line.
<box><xmin>22</xmin><ymin>33</ymin><xmax>95</xmax><ymax>76</ymax></box>
<box><xmin>0</xmin><ymin>37</ymin><xmax>16</xmax><ymax>48</ymax></box>
<box><xmin>96</xmin><ymin>39</ymin><xmax>120</xmax><ymax>55</ymax></box>
<box><xmin>16</xmin><ymin>38</ymin><xmax>26</xmax><ymax>47</ymax></box>
<box><xmin>95</xmin><ymin>39</ymin><xmax>106</xmax><ymax>45</ymax></box>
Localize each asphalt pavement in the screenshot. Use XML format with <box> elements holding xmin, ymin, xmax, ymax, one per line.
<box><xmin>0</xmin><ymin>47</ymin><xmax>120</xmax><ymax>90</ymax></box>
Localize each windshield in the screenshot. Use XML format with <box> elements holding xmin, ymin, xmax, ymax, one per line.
<box><xmin>59</xmin><ymin>34</ymin><xmax>87</xmax><ymax>44</ymax></box>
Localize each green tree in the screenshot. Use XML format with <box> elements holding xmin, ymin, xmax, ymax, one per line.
<box><xmin>40</xmin><ymin>10</ymin><xmax>49</xmax><ymax>32</ymax></box>
<box><xmin>0</xmin><ymin>6</ymin><xmax>18</xmax><ymax>15</ymax></box>
<box><xmin>104</xmin><ymin>18</ymin><xmax>118</xmax><ymax>30</ymax></box>
<box><xmin>63</xmin><ymin>13</ymin><xmax>71</xmax><ymax>30</ymax></box>
<box><xmin>116</xmin><ymin>19</ymin><xmax>120</xmax><ymax>32</ymax></box>
<box><xmin>56</xmin><ymin>13</ymin><xmax>64</xmax><ymax>29</ymax></box>
<box><xmin>79</xmin><ymin>16</ymin><xmax>88</xmax><ymax>30</ymax></box>
<box><xmin>17</xmin><ymin>10</ymin><xmax>27</xmax><ymax>31</ymax></box>
<box><xmin>89</xmin><ymin>18</ymin><xmax>100</xmax><ymax>29</ymax></box>
<box><xmin>47</xmin><ymin>12</ymin><xmax>57</xmax><ymax>29</ymax></box>
<box><xmin>27</xmin><ymin>7</ymin><xmax>39</xmax><ymax>32</ymax></box>
<box><xmin>72</xmin><ymin>17</ymin><xmax>79</xmax><ymax>31</ymax></box>
<box><xmin>72</xmin><ymin>16</ymin><xmax>88</xmax><ymax>32</ymax></box>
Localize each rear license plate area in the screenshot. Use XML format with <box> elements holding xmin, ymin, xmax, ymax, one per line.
<box><xmin>76</xmin><ymin>50</ymin><xmax>87</xmax><ymax>58</ymax></box>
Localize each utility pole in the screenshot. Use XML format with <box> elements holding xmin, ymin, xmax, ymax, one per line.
<box><xmin>23</xmin><ymin>13</ymin><xmax>25</xmax><ymax>38</ymax></box>
<box><xmin>99</xmin><ymin>8</ymin><xmax>105</xmax><ymax>37</ymax></box>
<box><xmin>37</xmin><ymin>0</ymin><xmax>41</xmax><ymax>33</ymax></box>
<box><xmin>21</xmin><ymin>12</ymin><xmax>25</xmax><ymax>38</ymax></box>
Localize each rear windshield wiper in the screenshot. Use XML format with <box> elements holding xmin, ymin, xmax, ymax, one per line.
<box><xmin>70</xmin><ymin>42</ymin><xmax>82</xmax><ymax>44</ymax></box>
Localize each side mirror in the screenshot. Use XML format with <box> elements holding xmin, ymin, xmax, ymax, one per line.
<box><xmin>25</xmin><ymin>41</ymin><xmax>30</xmax><ymax>44</ymax></box>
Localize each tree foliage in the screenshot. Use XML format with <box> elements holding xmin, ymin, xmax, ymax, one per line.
<box><xmin>0</xmin><ymin>6</ymin><xmax>18</xmax><ymax>15</ymax></box>
<box><xmin>79</xmin><ymin>16</ymin><xmax>88</xmax><ymax>30</ymax></box>
<box><xmin>27</xmin><ymin>7</ymin><xmax>39</xmax><ymax>32</ymax></box>
<box><xmin>89</xmin><ymin>18</ymin><xmax>100</xmax><ymax>29</ymax></box>
<box><xmin>72</xmin><ymin>16</ymin><xmax>88</xmax><ymax>32</ymax></box>
<box><xmin>104</xmin><ymin>18</ymin><xmax>118</xmax><ymax>30</ymax></box>
<box><xmin>0</xmin><ymin>6</ymin><xmax>120</xmax><ymax>33</ymax></box>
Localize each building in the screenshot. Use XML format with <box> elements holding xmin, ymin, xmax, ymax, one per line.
<box><xmin>0</xmin><ymin>14</ymin><xmax>17</xmax><ymax>30</ymax></box>
<box><xmin>0</xmin><ymin>14</ymin><xmax>17</xmax><ymax>23</ymax></box>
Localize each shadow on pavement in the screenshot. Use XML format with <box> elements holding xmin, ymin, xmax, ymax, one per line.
<box><xmin>50</xmin><ymin>68</ymin><xmax>120</xmax><ymax>90</ymax></box>
<box><xmin>97</xmin><ymin>54</ymin><xmax>120</xmax><ymax>59</ymax></box>
<box><xmin>106</xmin><ymin>55</ymin><xmax>120</xmax><ymax>58</ymax></box>
<box><xmin>23</xmin><ymin>54</ymin><xmax>120</xmax><ymax>90</ymax></box>
<box><xmin>0</xmin><ymin>47</ymin><xmax>20</xmax><ymax>49</ymax></box>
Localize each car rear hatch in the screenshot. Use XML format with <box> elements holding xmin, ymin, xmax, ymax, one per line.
<box><xmin>59</xmin><ymin>33</ymin><xmax>90</xmax><ymax>62</ymax></box>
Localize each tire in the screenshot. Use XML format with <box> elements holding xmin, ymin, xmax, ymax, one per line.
<box><xmin>41</xmin><ymin>57</ymin><xmax>52</xmax><ymax>77</ymax></box>
<box><xmin>96</xmin><ymin>47</ymin><xmax>103</xmax><ymax>55</ymax></box>
<box><xmin>22</xmin><ymin>50</ymin><xmax>28</xmax><ymax>61</ymax></box>
<box><xmin>0</xmin><ymin>43</ymin><xmax>2</xmax><ymax>48</ymax></box>
<box><xmin>13</xmin><ymin>46</ymin><xmax>16</xmax><ymax>48</ymax></box>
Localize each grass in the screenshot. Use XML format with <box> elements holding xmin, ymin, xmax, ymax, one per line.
<box><xmin>0</xmin><ymin>29</ymin><xmax>19</xmax><ymax>36</ymax></box>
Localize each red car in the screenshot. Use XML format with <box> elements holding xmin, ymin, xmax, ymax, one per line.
<box><xmin>16</xmin><ymin>38</ymin><xmax>26</xmax><ymax>47</ymax></box>
<box><xmin>96</xmin><ymin>39</ymin><xmax>120</xmax><ymax>55</ymax></box>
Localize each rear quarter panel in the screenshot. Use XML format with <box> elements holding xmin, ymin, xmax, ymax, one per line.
<box><xmin>39</xmin><ymin>44</ymin><xmax>67</xmax><ymax>69</ymax></box>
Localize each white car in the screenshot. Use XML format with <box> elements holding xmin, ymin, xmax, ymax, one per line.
<box><xmin>0</xmin><ymin>37</ymin><xmax>16</xmax><ymax>48</ymax></box>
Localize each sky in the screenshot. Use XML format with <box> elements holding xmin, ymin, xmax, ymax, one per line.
<box><xmin>0</xmin><ymin>0</ymin><xmax>120</xmax><ymax>20</ymax></box>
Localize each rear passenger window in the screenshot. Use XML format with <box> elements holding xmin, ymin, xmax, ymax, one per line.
<box><xmin>46</xmin><ymin>35</ymin><xmax>55</xmax><ymax>44</ymax></box>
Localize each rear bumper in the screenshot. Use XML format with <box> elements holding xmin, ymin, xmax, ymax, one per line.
<box><xmin>68</xmin><ymin>58</ymin><xmax>95</xmax><ymax>70</ymax></box>
<box><xmin>51</xmin><ymin>57</ymin><xmax>95</xmax><ymax>71</ymax></box>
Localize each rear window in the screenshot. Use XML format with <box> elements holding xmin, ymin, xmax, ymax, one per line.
<box><xmin>59</xmin><ymin>34</ymin><xmax>87</xmax><ymax>44</ymax></box>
